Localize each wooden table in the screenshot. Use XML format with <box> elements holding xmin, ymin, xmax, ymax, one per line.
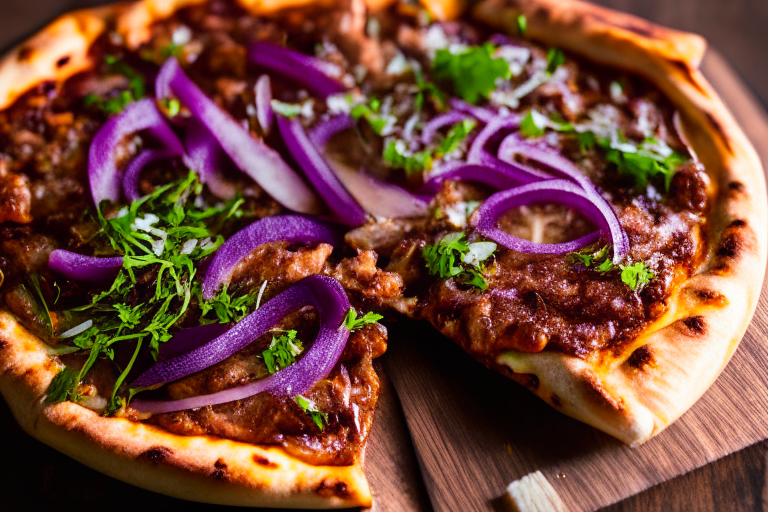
<box><xmin>1</xmin><ymin>1</ymin><xmax>767</xmax><ymax>511</ymax></box>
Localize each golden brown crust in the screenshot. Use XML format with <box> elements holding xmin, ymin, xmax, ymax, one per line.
<box><xmin>473</xmin><ymin>0</ymin><xmax>768</xmax><ymax>445</ymax></box>
<box><xmin>0</xmin><ymin>311</ymin><xmax>371</xmax><ymax>508</ymax></box>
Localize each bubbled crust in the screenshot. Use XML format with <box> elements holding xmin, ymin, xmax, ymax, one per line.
<box><xmin>471</xmin><ymin>0</ymin><xmax>767</xmax><ymax>444</ymax></box>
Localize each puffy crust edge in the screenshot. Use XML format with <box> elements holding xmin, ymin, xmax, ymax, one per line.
<box><xmin>472</xmin><ymin>0</ymin><xmax>768</xmax><ymax>444</ymax></box>
<box><xmin>0</xmin><ymin>311</ymin><xmax>372</xmax><ymax>508</ymax></box>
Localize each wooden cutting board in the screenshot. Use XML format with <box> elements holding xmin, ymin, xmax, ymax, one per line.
<box><xmin>383</xmin><ymin>48</ymin><xmax>768</xmax><ymax>512</ymax></box>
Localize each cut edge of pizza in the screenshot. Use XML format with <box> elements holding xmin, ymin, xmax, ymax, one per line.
<box><xmin>467</xmin><ymin>0</ymin><xmax>768</xmax><ymax>445</ymax></box>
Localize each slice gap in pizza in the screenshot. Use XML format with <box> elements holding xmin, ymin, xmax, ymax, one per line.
<box><xmin>0</xmin><ymin>0</ymin><xmax>764</xmax><ymax>508</ymax></box>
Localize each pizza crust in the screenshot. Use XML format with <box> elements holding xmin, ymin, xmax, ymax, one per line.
<box><xmin>471</xmin><ymin>0</ymin><xmax>768</xmax><ymax>445</ymax></box>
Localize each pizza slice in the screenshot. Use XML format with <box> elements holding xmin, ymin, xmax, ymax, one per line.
<box><xmin>0</xmin><ymin>0</ymin><xmax>765</xmax><ymax>508</ymax></box>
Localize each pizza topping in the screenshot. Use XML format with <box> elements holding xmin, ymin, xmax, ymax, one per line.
<box><xmin>432</xmin><ymin>43</ymin><xmax>512</xmax><ymax>104</ymax></box>
<box><xmin>84</xmin><ymin>55</ymin><xmax>146</xmax><ymax>115</ymax></box>
<box><xmin>131</xmin><ymin>275</ymin><xmax>351</xmax><ymax>414</ymax></box>
<box><xmin>254</xmin><ymin>74</ymin><xmax>273</xmax><ymax>135</ymax></box>
<box><xmin>157</xmin><ymin>57</ymin><xmax>323</xmax><ymax>214</ymax></box>
<box><xmin>48</xmin><ymin>250</ymin><xmax>123</xmax><ymax>282</ymax></box>
<box><xmin>89</xmin><ymin>98</ymin><xmax>185</xmax><ymax>207</ymax></box>
<box><xmin>567</xmin><ymin>244</ymin><xmax>655</xmax><ymax>290</ymax></box>
<box><xmin>295</xmin><ymin>394</ymin><xmax>329</xmax><ymax>430</ymax></box>
<box><xmin>248</xmin><ymin>41</ymin><xmax>346</xmax><ymax>99</ymax></box>
<box><xmin>262</xmin><ymin>329</ymin><xmax>303</xmax><ymax>374</ymax></box>
<box><xmin>343</xmin><ymin>308</ymin><xmax>384</xmax><ymax>331</ymax></box>
<box><xmin>202</xmin><ymin>215</ymin><xmax>340</xmax><ymax>300</ymax></box>
<box><xmin>423</xmin><ymin>232</ymin><xmax>496</xmax><ymax>291</ymax></box>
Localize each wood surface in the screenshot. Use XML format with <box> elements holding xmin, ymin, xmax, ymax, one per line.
<box><xmin>1</xmin><ymin>2</ymin><xmax>768</xmax><ymax>512</ymax></box>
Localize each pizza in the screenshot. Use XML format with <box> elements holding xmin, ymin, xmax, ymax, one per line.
<box><xmin>0</xmin><ymin>0</ymin><xmax>764</xmax><ymax>508</ymax></box>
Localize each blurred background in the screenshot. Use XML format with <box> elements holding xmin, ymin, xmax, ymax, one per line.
<box><xmin>1</xmin><ymin>0</ymin><xmax>767</xmax><ymax>108</ymax></box>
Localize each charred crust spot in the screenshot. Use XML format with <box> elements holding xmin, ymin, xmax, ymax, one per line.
<box><xmin>252</xmin><ymin>454</ymin><xmax>278</xmax><ymax>468</ymax></box>
<box><xmin>17</xmin><ymin>47</ymin><xmax>32</xmax><ymax>61</ymax></box>
<box><xmin>0</xmin><ymin>340</ymin><xmax>7</xmax><ymax>350</ymax></box>
<box><xmin>527</xmin><ymin>374</ymin><xmax>539</xmax><ymax>390</ymax></box>
<box><xmin>56</xmin><ymin>56</ymin><xmax>71</xmax><ymax>68</ymax></box>
<box><xmin>717</xmin><ymin>233</ymin><xmax>740</xmax><ymax>258</ymax></box>
<box><xmin>729</xmin><ymin>219</ymin><xmax>747</xmax><ymax>228</ymax></box>
<box><xmin>138</xmin><ymin>446</ymin><xmax>172</xmax><ymax>465</ymax></box>
<box><xmin>315</xmin><ymin>480</ymin><xmax>350</xmax><ymax>499</ymax></box>
<box><xmin>691</xmin><ymin>288</ymin><xmax>727</xmax><ymax>307</ymax></box>
<box><xmin>212</xmin><ymin>459</ymin><xmax>228</xmax><ymax>480</ymax></box>
<box><xmin>550</xmin><ymin>394</ymin><xmax>562</xmax><ymax>407</ymax></box>
<box><xmin>713</xmin><ymin>262</ymin><xmax>730</xmax><ymax>275</ymax></box>
<box><xmin>704</xmin><ymin>112</ymin><xmax>733</xmax><ymax>152</ymax></box>
<box><xmin>628</xmin><ymin>345</ymin><xmax>653</xmax><ymax>369</ymax></box>
<box><xmin>729</xmin><ymin>181</ymin><xmax>745</xmax><ymax>192</ymax></box>
<box><xmin>683</xmin><ymin>315</ymin><xmax>706</xmax><ymax>334</ymax></box>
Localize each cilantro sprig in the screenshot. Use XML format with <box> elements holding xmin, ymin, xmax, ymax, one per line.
<box><xmin>423</xmin><ymin>232</ymin><xmax>496</xmax><ymax>291</ymax></box>
<box><xmin>567</xmin><ymin>244</ymin><xmax>654</xmax><ymax>291</ymax></box>
<box><xmin>432</xmin><ymin>44</ymin><xmax>511</xmax><ymax>104</ymax></box>
<box><xmin>295</xmin><ymin>395</ymin><xmax>328</xmax><ymax>430</ymax></box>
<box><xmin>44</xmin><ymin>172</ymin><xmax>247</xmax><ymax>413</ymax></box>
<box><xmin>85</xmin><ymin>55</ymin><xmax>146</xmax><ymax>114</ymax></box>
<box><xmin>262</xmin><ymin>330</ymin><xmax>304</xmax><ymax>374</ymax></box>
<box><xmin>343</xmin><ymin>309</ymin><xmax>383</xmax><ymax>331</ymax></box>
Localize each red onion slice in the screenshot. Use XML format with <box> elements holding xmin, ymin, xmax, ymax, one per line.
<box><xmin>450</xmin><ymin>98</ymin><xmax>498</xmax><ymax>124</ymax></box>
<box><xmin>276</xmin><ymin>114</ymin><xmax>368</xmax><ymax>226</ymax></box>
<box><xmin>122</xmin><ymin>149</ymin><xmax>177</xmax><ymax>203</ymax></box>
<box><xmin>131</xmin><ymin>275</ymin><xmax>350</xmax><ymax>413</ymax></box>
<box><xmin>308</xmin><ymin>114</ymin><xmax>356</xmax><ymax>148</ymax></box>
<box><xmin>158</xmin><ymin>58</ymin><xmax>323</xmax><ymax>215</ymax></box>
<box><xmin>254</xmin><ymin>74</ymin><xmax>273</xmax><ymax>135</ymax></box>
<box><xmin>48</xmin><ymin>250</ymin><xmax>124</xmax><ymax>282</ymax></box>
<box><xmin>422</xmin><ymin>162</ymin><xmax>521</xmax><ymax>194</ymax></box>
<box><xmin>472</xmin><ymin>179</ymin><xmax>624</xmax><ymax>256</ymax></box>
<box><xmin>467</xmin><ymin>115</ymin><xmax>522</xmax><ymax>164</ymax></box>
<box><xmin>324</xmin><ymin>153</ymin><xmax>430</xmax><ymax>219</ymax></box>
<box><xmin>181</xmin><ymin>120</ymin><xmax>236</xmax><ymax>200</ymax></box>
<box><xmin>202</xmin><ymin>214</ymin><xmax>340</xmax><ymax>300</ymax></box>
<box><xmin>89</xmin><ymin>98</ymin><xmax>185</xmax><ymax>207</ymax></box>
<box><xmin>421</xmin><ymin>111</ymin><xmax>472</xmax><ymax>146</ymax></box>
<box><xmin>249</xmin><ymin>41</ymin><xmax>346</xmax><ymax>99</ymax></box>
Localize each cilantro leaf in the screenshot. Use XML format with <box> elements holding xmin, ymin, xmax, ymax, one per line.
<box><xmin>619</xmin><ymin>262</ymin><xmax>654</xmax><ymax>291</ymax></box>
<box><xmin>200</xmin><ymin>285</ymin><xmax>259</xmax><ymax>325</ymax></box>
<box><xmin>436</xmin><ymin>118</ymin><xmax>477</xmax><ymax>157</ymax></box>
<box><xmin>263</xmin><ymin>330</ymin><xmax>303</xmax><ymax>374</ymax></box>
<box><xmin>44</xmin><ymin>367</ymin><xmax>80</xmax><ymax>404</ymax></box>
<box><xmin>520</xmin><ymin>110</ymin><xmax>573</xmax><ymax>138</ymax></box>
<box><xmin>423</xmin><ymin>232</ymin><xmax>495</xmax><ymax>291</ymax></box>
<box><xmin>85</xmin><ymin>55</ymin><xmax>146</xmax><ymax>114</ymax></box>
<box><xmin>343</xmin><ymin>309</ymin><xmax>383</xmax><ymax>331</ymax></box>
<box><xmin>295</xmin><ymin>395</ymin><xmax>328</xmax><ymax>430</ymax></box>
<box><xmin>383</xmin><ymin>139</ymin><xmax>433</xmax><ymax>177</ymax></box>
<box><xmin>517</xmin><ymin>15</ymin><xmax>527</xmax><ymax>36</ymax></box>
<box><xmin>351</xmin><ymin>98</ymin><xmax>395</xmax><ymax>135</ymax></box>
<box><xmin>546</xmin><ymin>48</ymin><xmax>565</xmax><ymax>74</ymax></box>
<box><xmin>433</xmin><ymin>44</ymin><xmax>511</xmax><ymax>104</ymax></box>
<box><xmin>601</xmin><ymin>135</ymin><xmax>685</xmax><ymax>191</ymax></box>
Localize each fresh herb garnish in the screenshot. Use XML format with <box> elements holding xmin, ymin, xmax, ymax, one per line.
<box><xmin>619</xmin><ymin>262</ymin><xmax>654</xmax><ymax>291</ymax></box>
<box><xmin>271</xmin><ymin>100</ymin><xmax>303</xmax><ymax>118</ymax></box>
<box><xmin>567</xmin><ymin>244</ymin><xmax>654</xmax><ymax>291</ymax></box>
<box><xmin>423</xmin><ymin>232</ymin><xmax>496</xmax><ymax>291</ymax></box>
<box><xmin>295</xmin><ymin>395</ymin><xmax>328</xmax><ymax>430</ymax></box>
<box><xmin>414</xmin><ymin>65</ymin><xmax>446</xmax><ymax>112</ymax></box>
<box><xmin>546</xmin><ymin>48</ymin><xmax>565</xmax><ymax>74</ymax></box>
<box><xmin>351</xmin><ymin>98</ymin><xmax>395</xmax><ymax>135</ymax></box>
<box><xmin>28</xmin><ymin>274</ymin><xmax>53</xmax><ymax>334</ymax></box>
<box><xmin>343</xmin><ymin>309</ymin><xmax>383</xmax><ymax>331</ymax></box>
<box><xmin>262</xmin><ymin>330</ymin><xmax>304</xmax><ymax>374</ymax></box>
<box><xmin>436</xmin><ymin>118</ymin><xmax>477</xmax><ymax>157</ymax></box>
<box><xmin>43</xmin><ymin>171</ymin><xmax>246</xmax><ymax>413</ymax></box>
<box><xmin>84</xmin><ymin>55</ymin><xmax>146</xmax><ymax>114</ymax></box>
<box><xmin>200</xmin><ymin>285</ymin><xmax>259</xmax><ymax>325</ymax></box>
<box><xmin>601</xmin><ymin>135</ymin><xmax>685</xmax><ymax>191</ymax></box>
<box><xmin>519</xmin><ymin>110</ymin><xmax>574</xmax><ymax>138</ymax></box>
<box><xmin>432</xmin><ymin>44</ymin><xmax>511</xmax><ymax>104</ymax></box>
<box><xmin>517</xmin><ymin>15</ymin><xmax>528</xmax><ymax>36</ymax></box>
<box><xmin>44</xmin><ymin>367</ymin><xmax>81</xmax><ymax>404</ymax></box>
<box><xmin>383</xmin><ymin>140</ymin><xmax>432</xmax><ymax>177</ymax></box>
<box><xmin>161</xmin><ymin>42</ymin><xmax>183</xmax><ymax>58</ymax></box>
